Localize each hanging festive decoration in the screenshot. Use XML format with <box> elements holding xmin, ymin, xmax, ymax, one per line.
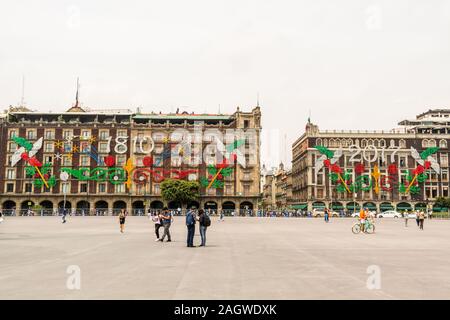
<box><xmin>314</xmin><ymin>146</ymin><xmax>349</xmax><ymax>193</ymax></box>
<box><xmin>314</xmin><ymin>145</ymin><xmax>441</xmax><ymax>195</ymax></box>
<box><xmin>200</xmin><ymin>159</ymin><xmax>233</xmax><ymax>189</ymax></box>
<box><xmin>12</xmin><ymin>136</ymin><xmax>55</xmax><ymax>188</ymax></box>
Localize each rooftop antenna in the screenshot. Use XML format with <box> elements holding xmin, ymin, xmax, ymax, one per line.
<box><xmin>19</xmin><ymin>75</ymin><xmax>26</xmax><ymax>107</ymax></box>
<box><xmin>257</xmin><ymin>92</ymin><xmax>260</xmax><ymax>107</ymax></box>
<box><xmin>75</xmin><ymin>77</ymin><xmax>80</xmax><ymax>108</ymax></box>
<box><xmin>308</xmin><ymin>109</ymin><xmax>311</xmax><ymax>124</ymax></box>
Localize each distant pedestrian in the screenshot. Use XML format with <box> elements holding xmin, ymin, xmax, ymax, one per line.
<box><xmin>119</xmin><ymin>209</ymin><xmax>127</xmax><ymax>233</ymax></box>
<box><xmin>186</xmin><ymin>208</ymin><xmax>196</xmax><ymax>247</ymax></box>
<box><xmin>324</xmin><ymin>208</ymin><xmax>329</xmax><ymax>223</ymax></box>
<box><xmin>0</xmin><ymin>210</ymin><xmax>4</xmax><ymax>223</ymax></box>
<box><xmin>160</xmin><ymin>207</ymin><xmax>172</xmax><ymax>242</ymax></box>
<box><xmin>219</xmin><ymin>210</ymin><xmax>224</xmax><ymax>222</ymax></box>
<box><xmin>61</xmin><ymin>208</ymin><xmax>68</xmax><ymax>224</ymax></box>
<box><xmin>419</xmin><ymin>211</ymin><xmax>425</xmax><ymax>230</ymax></box>
<box><xmin>416</xmin><ymin>210</ymin><xmax>420</xmax><ymax>227</ymax></box>
<box><xmin>152</xmin><ymin>211</ymin><xmax>163</xmax><ymax>241</ymax></box>
<box><xmin>198</xmin><ymin>209</ymin><xmax>211</xmax><ymax>247</ymax></box>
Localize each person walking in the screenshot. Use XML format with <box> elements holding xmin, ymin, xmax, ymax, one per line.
<box><xmin>198</xmin><ymin>209</ymin><xmax>211</xmax><ymax>247</ymax></box>
<box><xmin>152</xmin><ymin>211</ymin><xmax>163</xmax><ymax>241</ymax></box>
<box><xmin>119</xmin><ymin>209</ymin><xmax>127</xmax><ymax>233</ymax></box>
<box><xmin>416</xmin><ymin>210</ymin><xmax>421</xmax><ymax>227</ymax></box>
<box><xmin>186</xmin><ymin>208</ymin><xmax>196</xmax><ymax>247</ymax></box>
<box><xmin>0</xmin><ymin>209</ymin><xmax>4</xmax><ymax>223</ymax></box>
<box><xmin>324</xmin><ymin>208</ymin><xmax>329</xmax><ymax>223</ymax></box>
<box><xmin>219</xmin><ymin>210</ymin><xmax>224</xmax><ymax>222</ymax></box>
<box><xmin>61</xmin><ymin>207</ymin><xmax>68</xmax><ymax>224</ymax></box>
<box><xmin>160</xmin><ymin>207</ymin><xmax>172</xmax><ymax>242</ymax></box>
<box><xmin>419</xmin><ymin>210</ymin><xmax>425</xmax><ymax>230</ymax></box>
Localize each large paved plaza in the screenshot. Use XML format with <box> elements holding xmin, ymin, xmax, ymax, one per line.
<box><xmin>1</xmin><ymin>216</ymin><xmax>450</xmax><ymax>300</ymax></box>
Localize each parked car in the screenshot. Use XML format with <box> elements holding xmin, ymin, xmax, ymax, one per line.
<box><xmin>351</xmin><ymin>211</ymin><xmax>376</xmax><ymax>218</ymax></box>
<box><xmin>313</xmin><ymin>210</ymin><xmax>340</xmax><ymax>218</ymax></box>
<box><xmin>377</xmin><ymin>210</ymin><xmax>402</xmax><ymax>218</ymax></box>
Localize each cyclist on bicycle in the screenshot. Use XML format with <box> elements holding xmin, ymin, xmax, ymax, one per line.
<box><xmin>359</xmin><ymin>208</ymin><xmax>367</xmax><ymax>233</ymax></box>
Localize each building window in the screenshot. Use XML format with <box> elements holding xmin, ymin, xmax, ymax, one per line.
<box><xmin>8</xmin><ymin>129</ymin><xmax>17</xmax><ymax>139</ymax></box>
<box><xmin>225</xmin><ymin>183</ymin><xmax>233</xmax><ymax>195</ymax></box>
<box><xmin>98</xmin><ymin>183</ymin><xmax>106</xmax><ymax>193</ymax></box>
<box><xmin>44</xmin><ymin>142</ymin><xmax>54</xmax><ymax>153</ymax></box>
<box><xmin>25</xmin><ymin>183</ymin><xmax>32</xmax><ymax>193</ymax></box>
<box><xmin>115</xmin><ymin>184</ymin><xmax>125</xmax><ymax>193</ymax></box>
<box><xmin>116</xmin><ymin>155</ymin><xmax>126</xmax><ymax>166</ymax></box>
<box><xmin>99</xmin><ymin>142</ymin><xmax>108</xmax><ymax>153</ymax></box>
<box><xmin>62</xmin><ymin>156</ymin><xmax>72</xmax><ymax>166</ymax></box>
<box><xmin>9</xmin><ymin>142</ymin><xmax>17</xmax><ymax>152</ymax></box>
<box><xmin>45</xmin><ymin>130</ymin><xmax>54</xmax><ymax>140</ymax></box>
<box><xmin>63</xmin><ymin>130</ymin><xmax>72</xmax><ymax>139</ymax></box>
<box><xmin>154</xmin><ymin>184</ymin><xmax>160</xmax><ymax>195</ymax></box>
<box><xmin>99</xmin><ymin>130</ymin><xmax>109</xmax><ymax>140</ymax></box>
<box><xmin>81</xmin><ymin>130</ymin><xmax>91</xmax><ymax>139</ymax></box>
<box><xmin>80</xmin><ymin>183</ymin><xmax>88</xmax><ymax>193</ymax></box>
<box><xmin>117</xmin><ymin>130</ymin><xmax>127</xmax><ymax>137</ymax></box>
<box><xmin>6</xmin><ymin>183</ymin><xmax>14</xmax><ymax>192</ymax></box>
<box><xmin>80</xmin><ymin>155</ymin><xmax>89</xmax><ymax>166</ymax></box>
<box><xmin>62</xmin><ymin>183</ymin><xmax>70</xmax><ymax>194</ymax></box>
<box><xmin>6</xmin><ymin>169</ymin><xmax>15</xmax><ymax>180</ymax></box>
<box><xmin>441</xmin><ymin>154</ymin><xmax>448</xmax><ymax>167</ymax></box>
<box><xmin>27</xmin><ymin>130</ymin><xmax>36</xmax><ymax>140</ymax></box>
<box><xmin>440</xmin><ymin>140</ymin><xmax>448</xmax><ymax>149</ymax></box>
<box><xmin>63</xmin><ymin>142</ymin><xmax>72</xmax><ymax>152</ymax></box>
<box><xmin>399</xmin><ymin>139</ymin><xmax>406</xmax><ymax>148</ymax></box>
<box><xmin>80</xmin><ymin>141</ymin><xmax>91</xmax><ymax>152</ymax></box>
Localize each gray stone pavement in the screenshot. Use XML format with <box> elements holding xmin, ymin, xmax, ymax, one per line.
<box><xmin>1</xmin><ymin>216</ymin><xmax>450</xmax><ymax>300</ymax></box>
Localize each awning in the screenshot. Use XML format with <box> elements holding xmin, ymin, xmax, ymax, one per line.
<box><xmin>291</xmin><ymin>204</ymin><xmax>307</xmax><ymax>210</ymax></box>
<box><xmin>415</xmin><ymin>203</ymin><xmax>427</xmax><ymax>210</ymax></box>
<box><xmin>397</xmin><ymin>203</ymin><xmax>413</xmax><ymax>211</ymax></box>
<box><xmin>380</xmin><ymin>203</ymin><xmax>394</xmax><ymax>212</ymax></box>
<box><xmin>331</xmin><ymin>203</ymin><xmax>344</xmax><ymax>210</ymax></box>
<box><xmin>346</xmin><ymin>202</ymin><xmax>360</xmax><ymax>210</ymax></box>
<box><xmin>312</xmin><ymin>202</ymin><xmax>326</xmax><ymax>209</ymax></box>
<box><xmin>433</xmin><ymin>206</ymin><xmax>448</xmax><ymax>212</ymax></box>
<box><xmin>363</xmin><ymin>203</ymin><xmax>377</xmax><ymax>210</ymax></box>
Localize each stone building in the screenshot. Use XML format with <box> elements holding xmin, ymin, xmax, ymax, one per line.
<box><xmin>0</xmin><ymin>104</ymin><xmax>262</xmax><ymax>215</ymax></box>
<box><xmin>291</xmin><ymin>109</ymin><xmax>450</xmax><ymax>213</ymax></box>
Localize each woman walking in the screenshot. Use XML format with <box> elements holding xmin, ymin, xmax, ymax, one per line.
<box><xmin>119</xmin><ymin>209</ymin><xmax>127</xmax><ymax>233</ymax></box>
<box><xmin>152</xmin><ymin>211</ymin><xmax>163</xmax><ymax>241</ymax></box>
<box><xmin>419</xmin><ymin>210</ymin><xmax>425</xmax><ymax>230</ymax></box>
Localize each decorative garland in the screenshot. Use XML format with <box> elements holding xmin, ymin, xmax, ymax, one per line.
<box><xmin>314</xmin><ymin>145</ymin><xmax>440</xmax><ymax>195</ymax></box>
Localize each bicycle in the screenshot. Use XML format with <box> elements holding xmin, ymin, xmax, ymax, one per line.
<box><xmin>352</xmin><ymin>219</ymin><xmax>375</xmax><ymax>234</ymax></box>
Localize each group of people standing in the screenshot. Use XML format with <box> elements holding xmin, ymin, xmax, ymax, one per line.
<box><xmin>149</xmin><ymin>207</ymin><xmax>211</xmax><ymax>247</ymax></box>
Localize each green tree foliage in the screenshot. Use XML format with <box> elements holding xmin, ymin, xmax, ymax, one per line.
<box><xmin>434</xmin><ymin>196</ymin><xmax>450</xmax><ymax>209</ymax></box>
<box><xmin>160</xmin><ymin>179</ymin><xmax>200</xmax><ymax>204</ymax></box>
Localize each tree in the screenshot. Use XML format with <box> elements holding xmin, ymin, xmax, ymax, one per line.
<box><xmin>434</xmin><ymin>197</ymin><xmax>450</xmax><ymax>209</ymax></box>
<box><xmin>160</xmin><ymin>179</ymin><xmax>200</xmax><ymax>207</ymax></box>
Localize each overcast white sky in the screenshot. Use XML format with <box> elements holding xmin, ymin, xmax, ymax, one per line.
<box><xmin>1</xmin><ymin>1</ymin><xmax>450</xmax><ymax>168</ymax></box>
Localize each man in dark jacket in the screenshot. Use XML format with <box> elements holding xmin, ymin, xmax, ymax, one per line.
<box><xmin>198</xmin><ymin>209</ymin><xmax>209</xmax><ymax>247</ymax></box>
<box><xmin>186</xmin><ymin>208</ymin><xmax>196</xmax><ymax>247</ymax></box>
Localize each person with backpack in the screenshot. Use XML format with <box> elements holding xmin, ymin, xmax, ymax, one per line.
<box><xmin>198</xmin><ymin>209</ymin><xmax>211</xmax><ymax>247</ymax></box>
<box><xmin>186</xmin><ymin>208</ymin><xmax>196</xmax><ymax>247</ymax></box>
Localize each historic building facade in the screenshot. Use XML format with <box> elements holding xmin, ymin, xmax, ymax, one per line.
<box><xmin>0</xmin><ymin>105</ymin><xmax>262</xmax><ymax>215</ymax></box>
<box><xmin>291</xmin><ymin>109</ymin><xmax>450</xmax><ymax>213</ymax></box>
